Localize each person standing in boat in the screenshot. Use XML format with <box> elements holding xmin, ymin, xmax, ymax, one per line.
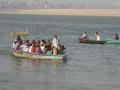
<box><xmin>82</xmin><ymin>32</ymin><xmax>88</xmax><ymax>39</ymax></box>
<box><xmin>17</xmin><ymin>35</ymin><xmax>22</xmax><ymax>42</ymax></box>
<box><xmin>115</xmin><ymin>33</ymin><xmax>119</xmax><ymax>40</ymax></box>
<box><xmin>52</xmin><ymin>34</ymin><xmax>60</xmax><ymax>55</ymax></box>
<box><xmin>95</xmin><ymin>32</ymin><xmax>101</xmax><ymax>41</ymax></box>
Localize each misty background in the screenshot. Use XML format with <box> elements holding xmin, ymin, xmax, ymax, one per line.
<box><xmin>0</xmin><ymin>0</ymin><xmax>120</xmax><ymax>9</ymax></box>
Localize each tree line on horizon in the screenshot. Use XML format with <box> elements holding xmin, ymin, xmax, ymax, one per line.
<box><xmin>0</xmin><ymin>1</ymin><xmax>119</xmax><ymax>9</ymax></box>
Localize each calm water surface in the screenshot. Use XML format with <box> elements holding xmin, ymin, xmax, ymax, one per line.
<box><xmin>0</xmin><ymin>14</ymin><xmax>120</xmax><ymax>90</ymax></box>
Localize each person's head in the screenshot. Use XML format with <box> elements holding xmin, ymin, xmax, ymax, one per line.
<box><xmin>115</xmin><ymin>33</ymin><xmax>118</xmax><ymax>36</ymax></box>
<box><xmin>17</xmin><ymin>35</ymin><xmax>20</xmax><ymax>38</ymax></box>
<box><xmin>61</xmin><ymin>45</ymin><xmax>65</xmax><ymax>49</ymax></box>
<box><xmin>25</xmin><ymin>43</ymin><xmax>28</xmax><ymax>46</ymax></box>
<box><xmin>96</xmin><ymin>32</ymin><xmax>99</xmax><ymax>34</ymax></box>
<box><xmin>17</xmin><ymin>35</ymin><xmax>22</xmax><ymax>41</ymax></box>
<box><xmin>37</xmin><ymin>40</ymin><xmax>40</xmax><ymax>44</ymax></box>
<box><xmin>42</xmin><ymin>39</ymin><xmax>46</xmax><ymax>44</ymax></box>
<box><xmin>32</xmin><ymin>40</ymin><xmax>36</xmax><ymax>44</ymax></box>
<box><xmin>54</xmin><ymin>35</ymin><xmax>57</xmax><ymax>39</ymax></box>
<box><xmin>25</xmin><ymin>40</ymin><xmax>29</xmax><ymax>43</ymax></box>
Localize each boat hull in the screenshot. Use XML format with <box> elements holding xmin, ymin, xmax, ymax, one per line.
<box><xmin>105</xmin><ymin>39</ymin><xmax>120</xmax><ymax>44</ymax></box>
<box><xmin>12</xmin><ymin>51</ymin><xmax>67</xmax><ymax>60</ymax></box>
<box><xmin>79</xmin><ymin>38</ymin><xmax>106</xmax><ymax>44</ymax></box>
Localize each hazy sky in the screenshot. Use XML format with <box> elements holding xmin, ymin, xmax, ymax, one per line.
<box><xmin>0</xmin><ymin>0</ymin><xmax>120</xmax><ymax>8</ymax></box>
<box><xmin>0</xmin><ymin>0</ymin><xmax>120</xmax><ymax>4</ymax></box>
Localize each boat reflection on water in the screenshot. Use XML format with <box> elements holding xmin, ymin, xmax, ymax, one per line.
<box><xmin>11</xmin><ymin>56</ymin><xmax>67</xmax><ymax>72</ymax></box>
<box><xmin>11</xmin><ymin>57</ymin><xmax>67</xmax><ymax>83</ymax></box>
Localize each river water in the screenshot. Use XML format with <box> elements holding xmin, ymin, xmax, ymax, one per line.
<box><xmin>0</xmin><ymin>14</ymin><xmax>120</xmax><ymax>90</ymax></box>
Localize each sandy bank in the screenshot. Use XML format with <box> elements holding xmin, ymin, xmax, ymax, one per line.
<box><xmin>0</xmin><ymin>9</ymin><xmax>120</xmax><ymax>16</ymax></box>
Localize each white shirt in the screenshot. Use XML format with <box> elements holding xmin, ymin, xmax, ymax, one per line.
<box><xmin>82</xmin><ymin>33</ymin><xmax>86</xmax><ymax>38</ymax></box>
<box><xmin>20</xmin><ymin>44</ymin><xmax>28</xmax><ymax>53</ymax></box>
<box><xmin>40</xmin><ymin>46</ymin><xmax>45</xmax><ymax>52</ymax></box>
<box><xmin>12</xmin><ymin>42</ymin><xmax>17</xmax><ymax>50</ymax></box>
<box><xmin>52</xmin><ymin>37</ymin><xmax>59</xmax><ymax>48</ymax></box>
<box><xmin>96</xmin><ymin>35</ymin><xmax>101</xmax><ymax>41</ymax></box>
<box><xmin>28</xmin><ymin>46</ymin><xmax>32</xmax><ymax>53</ymax></box>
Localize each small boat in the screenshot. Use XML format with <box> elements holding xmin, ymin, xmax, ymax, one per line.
<box><xmin>105</xmin><ymin>39</ymin><xmax>120</xmax><ymax>44</ymax></box>
<box><xmin>11</xmin><ymin>32</ymin><xmax>67</xmax><ymax>60</ymax></box>
<box><xmin>12</xmin><ymin>51</ymin><xmax>67</xmax><ymax>60</ymax></box>
<box><xmin>79</xmin><ymin>38</ymin><xmax>106</xmax><ymax>44</ymax></box>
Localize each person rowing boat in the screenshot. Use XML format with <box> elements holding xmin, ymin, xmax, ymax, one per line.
<box><xmin>115</xmin><ymin>33</ymin><xmax>119</xmax><ymax>40</ymax></box>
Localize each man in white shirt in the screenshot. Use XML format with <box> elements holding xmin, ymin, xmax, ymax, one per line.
<box><xmin>95</xmin><ymin>32</ymin><xmax>101</xmax><ymax>41</ymax></box>
<box><xmin>52</xmin><ymin>35</ymin><xmax>59</xmax><ymax>55</ymax></box>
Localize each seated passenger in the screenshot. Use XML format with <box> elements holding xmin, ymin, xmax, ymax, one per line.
<box><xmin>20</xmin><ymin>43</ymin><xmax>28</xmax><ymax>53</ymax></box>
<box><xmin>40</xmin><ymin>44</ymin><xmax>46</xmax><ymax>54</ymax></box>
<box><xmin>45</xmin><ymin>40</ymin><xmax>52</xmax><ymax>55</ymax></box>
<box><xmin>12</xmin><ymin>40</ymin><xmax>18</xmax><ymax>50</ymax></box>
<box><xmin>82</xmin><ymin>32</ymin><xmax>88</xmax><ymax>39</ymax></box>
<box><xmin>95</xmin><ymin>32</ymin><xmax>101</xmax><ymax>41</ymax></box>
<box><xmin>31</xmin><ymin>44</ymin><xmax>36</xmax><ymax>54</ymax></box>
<box><xmin>59</xmin><ymin>45</ymin><xmax>66</xmax><ymax>54</ymax></box>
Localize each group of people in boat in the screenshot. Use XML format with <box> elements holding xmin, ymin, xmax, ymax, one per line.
<box><xmin>12</xmin><ymin>35</ymin><xmax>66</xmax><ymax>55</ymax></box>
<box><xmin>82</xmin><ymin>32</ymin><xmax>119</xmax><ymax>41</ymax></box>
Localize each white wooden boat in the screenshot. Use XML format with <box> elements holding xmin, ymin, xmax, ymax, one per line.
<box><xmin>12</xmin><ymin>51</ymin><xmax>67</xmax><ymax>60</ymax></box>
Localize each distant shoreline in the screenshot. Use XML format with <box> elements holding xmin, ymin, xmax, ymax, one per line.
<box><xmin>0</xmin><ymin>9</ymin><xmax>120</xmax><ymax>16</ymax></box>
